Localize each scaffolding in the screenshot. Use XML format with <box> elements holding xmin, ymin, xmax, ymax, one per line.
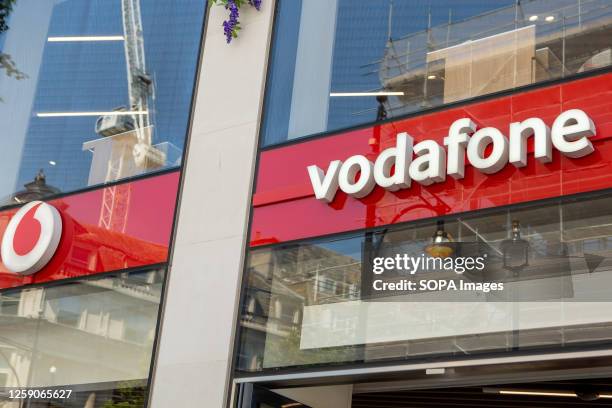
<box><xmin>364</xmin><ymin>0</ymin><xmax>612</xmax><ymax>118</ymax></box>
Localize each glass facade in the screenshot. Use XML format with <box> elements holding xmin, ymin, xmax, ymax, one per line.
<box><xmin>262</xmin><ymin>0</ymin><xmax>612</xmax><ymax>146</ymax></box>
<box><xmin>0</xmin><ymin>0</ymin><xmax>205</xmax><ymax>207</ymax></box>
<box><xmin>234</xmin><ymin>0</ymin><xmax>612</xmax><ymax>377</ymax></box>
<box><xmin>0</xmin><ymin>0</ymin><xmax>205</xmax><ymax>405</ymax></box>
<box><xmin>237</xmin><ymin>190</ymin><xmax>612</xmax><ymax>373</ymax></box>
<box><xmin>0</xmin><ymin>268</ymin><xmax>164</xmax><ymax>405</ymax></box>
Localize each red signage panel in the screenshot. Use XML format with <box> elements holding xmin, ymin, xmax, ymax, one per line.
<box><xmin>0</xmin><ymin>171</ymin><xmax>179</xmax><ymax>289</ymax></box>
<box><xmin>251</xmin><ymin>74</ymin><xmax>612</xmax><ymax>246</ymax></box>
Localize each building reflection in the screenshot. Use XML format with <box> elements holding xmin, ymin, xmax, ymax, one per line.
<box><xmin>0</xmin><ymin>269</ymin><xmax>163</xmax><ymax>405</ymax></box>
<box><xmin>239</xmin><ymin>191</ymin><xmax>612</xmax><ymax>372</ymax></box>
<box><xmin>378</xmin><ymin>0</ymin><xmax>612</xmax><ymax>117</ymax></box>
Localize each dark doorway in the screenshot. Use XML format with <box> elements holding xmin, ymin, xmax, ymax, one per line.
<box><xmin>352</xmin><ymin>378</ymin><xmax>612</xmax><ymax>407</ymax></box>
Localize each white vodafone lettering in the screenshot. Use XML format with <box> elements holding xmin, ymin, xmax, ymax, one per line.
<box><xmin>308</xmin><ymin>109</ymin><xmax>597</xmax><ymax>202</ymax></box>
<box><xmin>307</xmin><ymin>160</ymin><xmax>342</xmax><ymax>203</ymax></box>
<box><xmin>373</xmin><ymin>132</ymin><xmax>413</xmax><ymax>191</ymax></box>
<box><xmin>338</xmin><ymin>155</ymin><xmax>376</xmax><ymax>198</ymax></box>
<box><xmin>444</xmin><ymin>118</ymin><xmax>476</xmax><ymax>179</ymax></box>
<box><xmin>509</xmin><ymin>117</ymin><xmax>552</xmax><ymax>167</ymax></box>
<box><xmin>551</xmin><ymin>109</ymin><xmax>595</xmax><ymax>158</ymax></box>
<box><xmin>409</xmin><ymin>140</ymin><xmax>446</xmax><ymax>185</ymax></box>
<box><xmin>466</xmin><ymin>127</ymin><xmax>509</xmax><ymax>174</ymax></box>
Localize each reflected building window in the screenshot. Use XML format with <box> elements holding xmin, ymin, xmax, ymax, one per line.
<box><xmin>262</xmin><ymin>0</ymin><xmax>612</xmax><ymax>146</ymax></box>
<box><xmin>0</xmin><ymin>269</ymin><xmax>165</xmax><ymax>405</ymax></box>
<box><xmin>237</xmin><ymin>191</ymin><xmax>612</xmax><ymax>373</ymax></box>
<box><xmin>1</xmin><ymin>169</ymin><xmax>61</xmax><ymax>206</ymax></box>
<box><xmin>0</xmin><ymin>0</ymin><xmax>205</xmax><ymax>207</ymax></box>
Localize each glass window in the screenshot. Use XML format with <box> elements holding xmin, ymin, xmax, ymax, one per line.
<box><xmin>236</xmin><ymin>191</ymin><xmax>612</xmax><ymax>373</ymax></box>
<box><xmin>262</xmin><ymin>0</ymin><xmax>612</xmax><ymax>146</ymax></box>
<box><xmin>0</xmin><ymin>268</ymin><xmax>164</xmax><ymax>406</ymax></box>
<box><xmin>0</xmin><ymin>0</ymin><xmax>205</xmax><ymax>207</ymax></box>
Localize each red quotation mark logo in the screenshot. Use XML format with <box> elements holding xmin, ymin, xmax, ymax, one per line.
<box><xmin>1</xmin><ymin>201</ymin><xmax>62</xmax><ymax>275</ymax></box>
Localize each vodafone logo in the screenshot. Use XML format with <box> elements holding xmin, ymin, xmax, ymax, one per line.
<box><xmin>308</xmin><ymin>109</ymin><xmax>597</xmax><ymax>202</ymax></box>
<box><xmin>1</xmin><ymin>201</ymin><xmax>62</xmax><ymax>275</ymax></box>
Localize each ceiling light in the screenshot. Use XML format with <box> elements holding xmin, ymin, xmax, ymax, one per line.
<box><xmin>425</xmin><ymin>220</ymin><xmax>454</xmax><ymax>257</ymax></box>
<box><xmin>484</xmin><ymin>387</ymin><xmax>612</xmax><ymax>400</ymax></box>
<box><xmin>36</xmin><ymin>111</ymin><xmax>148</xmax><ymax>117</ymax></box>
<box><xmin>47</xmin><ymin>35</ymin><xmax>124</xmax><ymax>42</ymax></box>
<box><xmin>528</xmin><ymin>15</ymin><xmax>538</xmax><ymax>21</ymax></box>
<box><xmin>500</xmin><ymin>219</ymin><xmax>529</xmax><ymax>271</ymax></box>
<box><xmin>545</xmin><ymin>15</ymin><xmax>555</xmax><ymax>22</ymax></box>
<box><xmin>48</xmin><ymin>161</ymin><xmax>56</xmax><ymax>166</ymax></box>
<box><xmin>427</xmin><ymin>74</ymin><xmax>437</xmax><ymax>79</ymax></box>
<box><xmin>329</xmin><ymin>91</ymin><xmax>404</xmax><ymax>97</ymax></box>
<box><xmin>499</xmin><ymin>390</ymin><xmax>576</xmax><ymax>398</ymax></box>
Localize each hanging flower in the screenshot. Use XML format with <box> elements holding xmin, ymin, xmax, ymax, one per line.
<box><xmin>209</xmin><ymin>0</ymin><xmax>262</xmax><ymax>43</ymax></box>
<box><xmin>248</xmin><ymin>0</ymin><xmax>262</xmax><ymax>11</ymax></box>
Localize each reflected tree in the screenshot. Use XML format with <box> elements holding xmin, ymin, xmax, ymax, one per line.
<box><xmin>102</xmin><ymin>384</ymin><xmax>146</xmax><ymax>408</ymax></box>
<box><xmin>0</xmin><ymin>0</ymin><xmax>15</xmax><ymax>33</ymax></box>
<box><xmin>0</xmin><ymin>0</ymin><xmax>27</xmax><ymax>101</ymax></box>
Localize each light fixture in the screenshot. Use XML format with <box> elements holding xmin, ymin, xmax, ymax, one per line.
<box><xmin>329</xmin><ymin>91</ymin><xmax>405</xmax><ymax>97</ymax></box>
<box><xmin>425</xmin><ymin>220</ymin><xmax>454</xmax><ymax>257</ymax></box>
<box><xmin>36</xmin><ymin>111</ymin><xmax>148</xmax><ymax>117</ymax></box>
<box><xmin>48</xmin><ymin>161</ymin><xmax>56</xmax><ymax>166</ymax></box>
<box><xmin>528</xmin><ymin>15</ymin><xmax>539</xmax><ymax>21</ymax></box>
<box><xmin>47</xmin><ymin>35</ymin><xmax>124</xmax><ymax>42</ymax></box>
<box><xmin>499</xmin><ymin>220</ymin><xmax>529</xmax><ymax>272</ymax></box>
<box><xmin>484</xmin><ymin>387</ymin><xmax>612</xmax><ymax>401</ymax></box>
<box><xmin>545</xmin><ymin>15</ymin><xmax>555</xmax><ymax>22</ymax></box>
<box><xmin>376</xmin><ymin>95</ymin><xmax>388</xmax><ymax>122</ymax></box>
<box><xmin>499</xmin><ymin>390</ymin><xmax>576</xmax><ymax>398</ymax></box>
<box><xmin>427</xmin><ymin>74</ymin><xmax>437</xmax><ymax>80</ymax></box>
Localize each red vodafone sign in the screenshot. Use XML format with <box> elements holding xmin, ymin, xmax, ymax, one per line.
<box><xmin>1</xmin><ymin>201</ymin><xmax>62</xmax><ymax>275</ymax></box>
<box><xmin>251</xmin><ymin>73</ymin><xmax>612</xmax><ymax>246</ymax></box>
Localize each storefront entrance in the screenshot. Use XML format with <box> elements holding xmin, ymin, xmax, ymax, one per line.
<box><xmin>352</xmin><ymin>379</ymin><xmax>612</xmax><ymax>407</ymax></box>
<box><xmin>238</xmin><ymin>379</ymin><xmax>612</xmax><ymax>408</ymax></box>
<box><xmin>235</xmin><ymin>360</ymin><xmax>612</xmax><ymax>408</ymax></box>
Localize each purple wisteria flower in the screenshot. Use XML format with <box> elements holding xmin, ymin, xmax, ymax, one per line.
<box><xmin>210</xmin><ymin>0</ymin><xmax>263</xmax><ymax>43</ymax></box>
<box><xmin>223</xmin><ymin>0</ymin><xmax>240</xmax><ymax>43</ymax></box>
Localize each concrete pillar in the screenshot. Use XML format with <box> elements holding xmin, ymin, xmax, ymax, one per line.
<box><xmin>148</xmin><ymin>1</ymin><xmax>275</xmax><ymax>406</ymax></box>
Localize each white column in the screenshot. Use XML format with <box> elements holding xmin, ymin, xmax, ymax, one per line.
<box><xmin>147</xmin><ymin>2</ymin><xmax>275</xmax><ymax>407</ymax></box>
